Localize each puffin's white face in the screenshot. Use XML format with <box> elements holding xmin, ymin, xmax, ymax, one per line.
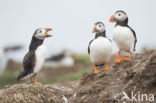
<box><xmin>114</xmin><ymin>12</ymin><xmax>127</xmax><ymax>22</ymax></box>
<box><xmin>92</xmin><ymin>22</ymin><xmax>105</xmax><ymax>33</ymax></box>
<box><xmin>109</xmin><ymin>11</ymin><xmax>127</xmax><ymax>22</ymax></box>
<box><xmin>34</xmin><ymin>28</ymin><xmax>52</xmax><ymax>39</ymax></box>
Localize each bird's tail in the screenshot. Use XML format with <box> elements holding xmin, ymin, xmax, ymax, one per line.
<box><xmin>16</xmin><ymin>72</ymin><xmax>22</xmax><ymax>81</ymax></box>
<box><xmin>16</xmin><ymin>69</ymin><xmax>25</xmax><ymax>81</ymax></box>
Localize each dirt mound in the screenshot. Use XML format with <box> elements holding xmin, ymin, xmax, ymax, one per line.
<box><xmin>0</xmin><ymin>80</ymin><xmax>79</xmax><ymax>103</ymax></box>
<box><xmin>0</xmin><ymin>50</ymin><xmax>155</xmax><ymax>103</ymax></box>
<box><xmin>73</xmin><ymin>50</ymin><xmax>156</xmax><ymax>103</ymax></box>
<box><xmin>0</xmin><ymin>84</ymin><xmax>68</xmax><ymax>103</ymax></box>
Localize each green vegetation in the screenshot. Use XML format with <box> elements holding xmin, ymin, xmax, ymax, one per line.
<box><xmin>40</xmin><ymin>68</ymin><xmax>91</xmax><ymax>84</ymax></box>
<box><xmin>56</xmin><ymin>68</ymin><xmax>90</xmax><ymax>82</ymax></box>
<box><xmin>74</xmin><ymin>54</ymin><xmax>90</xmax><ymax>64</ymax></box>
<box><xmin>0</xmin><ymin>68</ymin><xmax>91</xmax><ymax>89</ymax></box>
<box><xmin>0</xmin><ymin>70</ymin><xmax>19</xmax><ymax>89</ymax></box>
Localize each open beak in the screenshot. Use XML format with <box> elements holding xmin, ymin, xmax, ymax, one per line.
<box><xmin>109</xmin><ymin>15</ymin><xmax>117</xmax><ymax>22</ymax></box>
<box><xmin>45</xmin><ymin>28</ymin><xmax>52</xmax><ymax>37</ymax></box>
<box><xmin>92</xmin><ymin>27</ymin><xmax>95</xmax><ymax>33</ymax></box>
<box><xmin>92</xmin><ymin>26</ymin><xmax>97</xmax><ymax>33</ymax></box>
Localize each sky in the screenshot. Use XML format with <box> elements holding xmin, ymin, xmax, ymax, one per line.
<box><xmin>0</xmin><ymin>0</ymin><xmax>156</xmax><ymax>57</ymax></box>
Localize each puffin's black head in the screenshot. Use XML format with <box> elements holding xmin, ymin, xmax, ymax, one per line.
<box><xmin>109</xmin><ymin>10</ymin><xmax>128</xmax><ymax>23</ymax></box>
<box><xmin>92</xmin><ymin>22</ymin><xmax>105</xmax><ymax>34</ymax></box>
<box><xmin>33</xmin><ymin>28</ymin><xmax>52</xmax><ymax>40</ymax></box>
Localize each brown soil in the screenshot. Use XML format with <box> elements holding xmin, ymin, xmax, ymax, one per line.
<box><xmin>73</xmin><ymin>50</ymin><xmax>156</xmax><ymax>103</ymax></box>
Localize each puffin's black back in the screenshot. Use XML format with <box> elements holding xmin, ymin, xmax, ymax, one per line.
<box><xmin>17</xmin><ymin>33</ymin><xmax>44</xmax><ymax>81</ymax></box>
<box><xmin>17</xmin><ymin>51</ymin><xmax>36</xmax><ymax>81</ymax></box>
<box><xmin>29</xmin><ymin>36</ymin><xmax>44</xmax><ymax>51</ymax></box>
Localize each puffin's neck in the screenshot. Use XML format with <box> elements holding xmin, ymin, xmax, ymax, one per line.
<box><xmin>95</xmin><ymin>31</ymin><xmax>106</xmax><ymax>39</ymax></box>
<box><xmin>29</xmin><ymin>36</ymin><xmax>44</xmax><ymax>51</ymax></box>
<box><xmin>116</xmin><ymin>18</ymin><xmax>128</xmax><ymax>26</ymax></box>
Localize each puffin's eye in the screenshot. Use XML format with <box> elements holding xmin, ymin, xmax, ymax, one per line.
<box><xmin>118</xmin><ymin>13</ymin><xmax>121</xmax><ymax>16</ymax></box>
<box><xmin>99</xmin><ymin>25</ymin><xmax>101</xmax><ymax>27</ymax></box>
<box><xmin>39</xmin><ymin>30</ymin><xmax>42</xmax><ymax>33</ymax></box>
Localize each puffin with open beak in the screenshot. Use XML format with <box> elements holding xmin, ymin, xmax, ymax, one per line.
<box><xmin>88</xmin><ymin>22</ymin><xmax>112</xmax><ymax>73</ymax></box>
<box><xmin>109</xmin><ymin>10</ymin><xmax>137</xmax><ymax>63</ymax></box>
<box><xmin>17</xmin><ymin>28</ymin><xmax>52</xmax><ymax>86</ymax></box>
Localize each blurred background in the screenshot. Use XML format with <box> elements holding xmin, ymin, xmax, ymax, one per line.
<box><xmin>0</xmin><ymin>0</ymin><xmax>156</xmax><ymax>89</ymax></box>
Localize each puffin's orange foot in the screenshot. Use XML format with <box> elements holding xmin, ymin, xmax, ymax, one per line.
<box><xmin>124</xmin><ymin>57</ymin><xmax>131</xmax><ymax>60</ymax></box>
<box><xmin>34</xmin><ymin>81</ymin><xmax>42</xmax><ymax>87</ymax></box>
<box><xmin>103</xmin><ymin>64</ymin><xmax>109</xmax><ymax>71</ymax></box>
<box><xmin>115</xmin><ymin>52</ymin><xmax>124</xmax><ymax>63</ymax></box>
<box><xmin>93</xmin><ymin>64</ymin><xmax>100</xmax><ymax>74</ymax></box>
<box><xmin>115</xmin><ymin>57</ymin><xmax>124</xmax><ymax>63</ymax></box>
<box><xmin>30</xmin><ymin>77</ymin><xmax>42</xmax><ymax>87</ymax></box>
<box><xmin>94</xmin><ymin>68</ymin><xmax>100</xmax><ymax>73</ymax></box>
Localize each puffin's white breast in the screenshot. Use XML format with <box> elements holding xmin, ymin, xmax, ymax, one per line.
<box><xmin>90</xmin><ymin>37</ymin><xmax>112</xmax><ymax>64</ymax></box>
<box><xmin>34</xmin><ymin>44</ymin><xmax>46</xmax><ymax>73</ymax></box>
<box><xmin>113</xmin><ymin>26</ymin><xmax>135</xmax><ymax>52</ymax></box>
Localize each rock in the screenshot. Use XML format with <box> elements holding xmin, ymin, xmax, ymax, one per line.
<box><xmin>0</xmin><ymin>84</ymin><xmax>65</xmax><ymax>103</ymax></box>
<box><xmin>0</xmin><ymin>50</ymin><xmax>156</xmax><ymax>103</ymax></box>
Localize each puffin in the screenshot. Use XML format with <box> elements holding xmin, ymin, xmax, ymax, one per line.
<box><xmin>44</xmin><ymin>50</ymin><xmax>75</xmax><ymax>68</ymax></box>
<box><xmin>17</xmin><ymin>28</ymin><xmax>52</xmax><ymax>86</ymax></box>
<box><xmin>109</xmin><ymin>10</ymin><xmax>137</xmax><ymax>63</ymax></box>
<box><xmin>88</xmin><ymin>22</ymin><xmax>112</xmax><ymax>73</ymax></box>
<box><xmin>0</xmin><ymin>45</ymin><xmax>23</xmax><ymax>74</ymax></box>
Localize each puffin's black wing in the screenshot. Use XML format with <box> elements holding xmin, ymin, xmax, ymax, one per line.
<box><xmin>88</xmin><ymin>39</ymin><xmax>94</xmax><ymax>54</ymax></box>
<box><xmin>128</xmin><ymin>26</ymin><xmax>137</xmax><ymax>51</ymax></box>
<box><xmin>17</xmin><ymin>51</ymin><xmax>35</xmax><ymax>81</ymax></box>
<box><xmin>46</xmin><ymin>52</ymin><xmax>65</xmax><ymax>62</ymax></box>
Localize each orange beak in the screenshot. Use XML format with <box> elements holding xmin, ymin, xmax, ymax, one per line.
<box><xmin>45</xmin><ymin>28</ymin><xmax>52</xmax><ymax>31</ymax></box>
<box><xmin>44</xmin><ymin>28</ymin><xmax>52</xmax><ymax>37</ymax></box>
<box><xmin>109</xmin><ymin>15</ymin><xmax>118</xmax><ymax>22</ymax></box>
<box><xmin>109</xmin><ymin>15</ymin><xmax>114</xmax><ymax>22</ymax></box>
<box><xmin>92</xmin><ymin>26</ymin><xmax>96</xmax><ymax>33</ymax></box>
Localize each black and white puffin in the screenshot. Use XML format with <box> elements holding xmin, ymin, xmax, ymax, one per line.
<box><xmin>0</xmin><ymin>45</ymin><xmax>23</xmax><ymax>74</ymax></box>
<box><xmin>17</xmin><ymin>28</ymin><xmax>52</xmax><ymax>86</ymax></box>
<box><xmin>109</xmin><ymin>10</ymin><xmax>137</xmax><ymax>63</ymax></box>
<box><xmin>88</xmin><ymin>22</ymin><xmax>112</xmax><ymax>73</ymax></box>
<box><xmin>44</xmin><ymin>50</ymin><xmax>75</xmax><ymax>68</ymax></box>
